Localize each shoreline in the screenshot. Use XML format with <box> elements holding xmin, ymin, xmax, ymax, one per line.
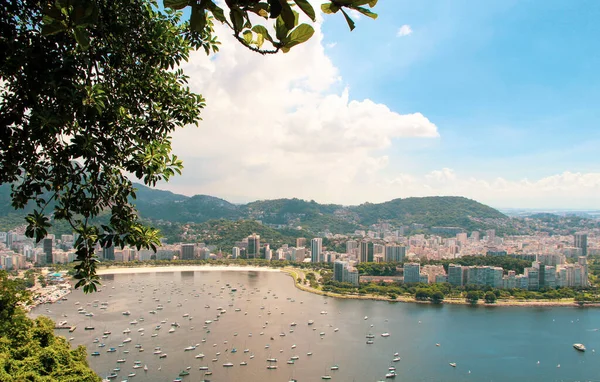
<box><xmin>95</xmin><ymin>264</ymin><xmax>598</xmax><ymax>308</ymax></box>
<box><xmin>96</xmin><ymin>264</ymin><xmax>280</xmax><ymax>275</ymax></box>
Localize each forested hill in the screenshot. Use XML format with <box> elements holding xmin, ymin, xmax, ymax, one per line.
<box><xmin>129</xmin><ymin>185</ymin><xmax>507</xmax><ymax>233</ymax></box>
<box><xmin>0</xmin><ymin>183</ymin><xmax>508</xmax><ymax>233</ymax></box>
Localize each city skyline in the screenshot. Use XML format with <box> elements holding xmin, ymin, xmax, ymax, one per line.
<box><xmin>151</xmin><ymin>1</ymin><xmax>599</xmax><ymax>209</ymax></box>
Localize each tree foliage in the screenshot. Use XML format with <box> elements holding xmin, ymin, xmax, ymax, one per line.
<box><xmin>0</xmin><ymin>271</ymin><xmax>99</xmax><ymax>381</ymax></box>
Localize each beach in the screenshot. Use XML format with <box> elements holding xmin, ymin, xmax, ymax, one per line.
<box><xmin>96</xmin><ymin>264</ymin><xmax>281</xmax><ymax>275</ymax></box>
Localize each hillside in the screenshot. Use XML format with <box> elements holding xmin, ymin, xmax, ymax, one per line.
<box><xmin>349</xmin><ymin>196</ymin><xmax>506</xmax><ymax>231</ymax></box>
<box><xmin>131</xmin><ymin>185</ymin><xmax>507</xmax><ymax>233</ymax></box>
<box><xmin>132</xmin><ymin>184</ymin><xmax>242</xmax><ymax>222</ymax></box>
<box><xmin>0</xmin><ymin>182</ymin><xmax>509</xmax><ymax>234</ymax></box>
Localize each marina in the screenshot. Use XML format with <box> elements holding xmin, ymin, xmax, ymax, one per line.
<box><xmin>30</xmin><ymin>269</ymin><xmax>600</xmax><ymax>381</ymax></box>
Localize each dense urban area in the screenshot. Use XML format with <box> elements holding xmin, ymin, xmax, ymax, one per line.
<box><xmin>3</xmin><ymin>203</ymin><xmax>600</xmax><ymax>305</ymax></box>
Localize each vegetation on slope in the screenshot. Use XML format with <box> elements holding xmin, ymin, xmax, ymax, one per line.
<box><xmin>0</xmin><ymin>271</ymin><xmax>99</xmax><ymax>381</ymax></box>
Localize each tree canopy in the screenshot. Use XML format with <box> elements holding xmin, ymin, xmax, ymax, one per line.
<box><xmin>0</xmin><ymin>271</ymin><xmax>99</xmax><ymax>381</ymax></box>
<box><xmin>0</xmin><ymin>0</ymin><xmax>377</xmax><ymax>292</ymax></box>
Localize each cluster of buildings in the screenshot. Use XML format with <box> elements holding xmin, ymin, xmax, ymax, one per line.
<box><xmin>0</xmin><ymin>226</ymin><xmax>595</xmax><ymax>293</ymax></box>
<box><xmin>404</xmin><ymin>255</ymin><xmax>589</xmax><ymax>290</ymax></box>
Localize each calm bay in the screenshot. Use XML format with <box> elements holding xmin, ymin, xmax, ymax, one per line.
<box><xmin>31</xmin><ymin>270</ymin><xmax>600</xmax><ymax>382</ymax></box>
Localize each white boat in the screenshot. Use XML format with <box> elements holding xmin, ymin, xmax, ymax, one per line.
<box><xmin>385</xmin><ymin>372</ymin><xmax>397</xmax><ymax>378</ymax></box>
<box><xmin>381</xmin><ymin>333</ymin><xmax>391</xmax><ymax>337</ymax></box>
<box><xmin>449</xmin><ymin>362</ymin><xmax>457</xmax><ymax>367</ymax></box>
<box><xmin>184</xmin><ymin>346</ymin><xmax>196</xmax><ymax>351</ymax></box>
<box><xmin>223</xmin><ymin>362</ymin><xmax>234</xmax><ymax>367</ymax></box>
<box><xmin>573</xmin><ymin>343</ymin><xmax>586</xmax><ymax>352</ymax></box>
<box><xmin>123</xmin><ymin>338</ymin><xmax>132</xmax><ymax>343</ymax></box>
<box><xmin>168</xmin><ymin>328</ymin><xmax>175</xmax><ymax>333</ymax></box>
<box><xmin>364</xmin><ymin>316</ymin><xmax>368</xmax><ymax>320</ymax></box>
<box><xmin>122</xmin><ymin>311</ymin><xmax>131</xmax><ymax>316</ymax></box>
<box><xmin>392</xmin><ymin>357</ymin><xmax>401</xmax><ymax>362</ymax></box>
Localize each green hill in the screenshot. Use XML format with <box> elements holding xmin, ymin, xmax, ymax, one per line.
<box><xmin>350</xmin><ymin>196</ymin><xmax>506</xmax><ymax>231</ymax></box>
<box><xmin>0</xmin><ymin>182</ymin><xmax>509</xmax><ymax>235</ymax></box>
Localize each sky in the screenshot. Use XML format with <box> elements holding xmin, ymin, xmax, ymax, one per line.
<box><xmin>159</xmin><ymin>0</ymin><xmax>600</xmax><ymax>209</ymax></box>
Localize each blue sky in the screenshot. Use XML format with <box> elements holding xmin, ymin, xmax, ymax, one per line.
<box><xmin>167</xmin><ymin>1</ymin><xmax>600</xmax><ymax>209</ymax></box>
<box><xmin>322</xmin><ymin>0</ymin><xmax>600</xmax><ymax>179</ymax></box>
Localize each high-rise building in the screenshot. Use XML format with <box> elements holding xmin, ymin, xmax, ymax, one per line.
<box><xmin>486</xmin><ymin>229</ymin><xmax>495</xmax><ymax>243</ymax></box>
<box><xmin>333</xmin><ymin>260</ymin><xmax>359</xmax><ymax>286</ymax></box>
<box><xmin>180</xmin><ymin>243</ymin><xmax>195</xmax><ymax>260</ymax></box>
<box><xmin>384</xmin><ymin>245</ymin><xmax>406</xmax><ymax>262</ymax></box>
<box><xmin>232</xmin><ymin>247</ymin><xmax>240</xmax><ymax>259</ymax></box>
<box><xmin>264</xmin><ymin>244</ymin><xmax>271</xmax><ymax>261</ymax></box>
<box><xmin>403</xmin><ymin>263</ymin><xmax>421</xmax><ymax>283</ymax></box>
<box><xmin>447</xmin><ymin>264</ymin><xmax>464</xmax><ymax>286</ymax></box>
<box><xmin>578</xmin><ymin>256</ymin><xmax>589</xmax><ymax>286</ymax></box>
<box><xmin>334</xmin><ymin>261</ymin><xmax>346</xmax><ymax>282</ymax></box>
<box><xmin>456</xmin><ymin>232</ymin><xmax>468</xmax><ymax>245</ymax></box>
<box><xmin>310</xmin><ymin>238</ymin><xmax>322</xmax><ymax>263</ymax></box>
<box><xmin>247</xmin><ymin>234</ymin><xmax>260</xmax><ymax>259</ymax></box>
<box><xmin>574</xmin><ymin>233</ymin><xmax>588</xmax><ymax>257</ymax></box>
<box><xmin>43</xmin><ymin>238</ymin><xmax>53</xmax><ymax>264</ymax></box>
<box><xmin>296</xmin><ymin>237</ymin><xmax>307</xmax><ymax>248</ymax></box>
<box><xmin>471</xmin><ymin>231</ymin><xmax>480</xmax><ymax>242</ymax></box>
<box><xmin>346</xmin><ymin>240</ymin><xmax>358</xmax><ymax>254</ymax></box>
<box><xmin>102</xmin><ymin>244</ymin><xmax>115</xmax><ymax>261</ymax></box>
<box><xmin>526</xmin><ymin>267</ymin><xmax>539</xmax><ymax>290</ymax></box>
<box><xmin>359</xmin><ymin>241</ymin><xmax>374</xmax><ymax>263</ymax></box>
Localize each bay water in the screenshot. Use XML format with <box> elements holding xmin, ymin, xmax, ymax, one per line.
<box><xmin>31</xmin><ymin>270</ymin><xmax>600</xmax><ymax>381</ymax></box>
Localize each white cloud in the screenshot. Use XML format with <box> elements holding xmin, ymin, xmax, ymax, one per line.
<box><xmin>397</xmin><ymin>24</ymin><xmax>413</xmax><ymax>37</ymax></box>
<box><xmin>166</xmin><ymin>20</ymin><xmax>439</xmax><ymax>204</ymax></box>
<box><xmin>373</xmin><ymin>170</ymin><xmax>600</xmax><ymax>209</ymax></box>
<box><xmin>325</xmin><ymin>42</ymin><xmax>337</xmax><ymax>49</ymax></box>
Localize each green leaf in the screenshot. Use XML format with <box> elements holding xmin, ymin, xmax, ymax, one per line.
<box><xmin>41</xmin><ymin>17</ymin><xmax>67</xmax><ymax>35</ymax></box>
<box><xmin>256</xmin><ymin>32</ymin><xmax>264</xmax><ymax>48</ymax></box>
<box><xmin>275</xmin><ymin>15</ymin><xmax>289</xmax><ymax>41</ymax></box>
<box><xmin>242</xmin><ymin>30</ymin><xmax>253</xmax><ymax>44</ymax></box>
<box><xmin>190</xmin><ymin>4</ymin><xmax>206</xmax><ymax>33</ymax></box>
<box><xmin>340</xmin><ymin>9</ymin><xmax>355</xmax><ymax>31</ymax></box>
<box><xmin>252</xmin><ymin>25</ymin><xmax>274</xmax><ymax>42</ymax></box>
<box><xmin>293</xmin><ymin>0</ymin><xmax>316</xmax><ymax>21</ymax></box>
<box><xmin>352</xmin><ymin>5</ymin><xmax>378</xmax><ymax>19</ymax></box>
<box><xmin>163</xmin><ymin>0</ymin><xmax>189</xmax><ymax>10</ymax></box>
<box><xmin>321</xmin><ymin>3</ymin><xmax>340</xmax><ymax>14</ymax></box>
<box><xmin>268</xmin><ymin>0</ymin><xmax>282</xmax><ymax>18</ymax></box>
<box><xmin>230</xmin><ymin>8</ymin><xmax>245</xmax><ymax>32</ymax></box>
<box><xmin>279</xmin><ymin>0</ymin><xmax>296</xmax><ymax>29</ymax></box>
<box><xmin>207</xmin><ymin>2</ymin><xmax>226</xmax><ymax>23</ymax></box>
<box><xmin>73</xmin><ymin>27</ymin><xmax>90</xmax><ymax>50</ymax></box>
<box><xmin>285</xmin><ymin>23</ymin><xmax>314</xmax><ymax>49</ymax></box>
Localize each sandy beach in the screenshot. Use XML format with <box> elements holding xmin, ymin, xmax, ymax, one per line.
<box><xmin>96</xmin><ymin>264</ymin><xmax>281</xmax><ymax>275</ymax></box>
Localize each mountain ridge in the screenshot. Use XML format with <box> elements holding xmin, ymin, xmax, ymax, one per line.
<box><xmin>130</xmin><ymin>184</ymin><xmax>507</xmax><ymax>233</ymax></box>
